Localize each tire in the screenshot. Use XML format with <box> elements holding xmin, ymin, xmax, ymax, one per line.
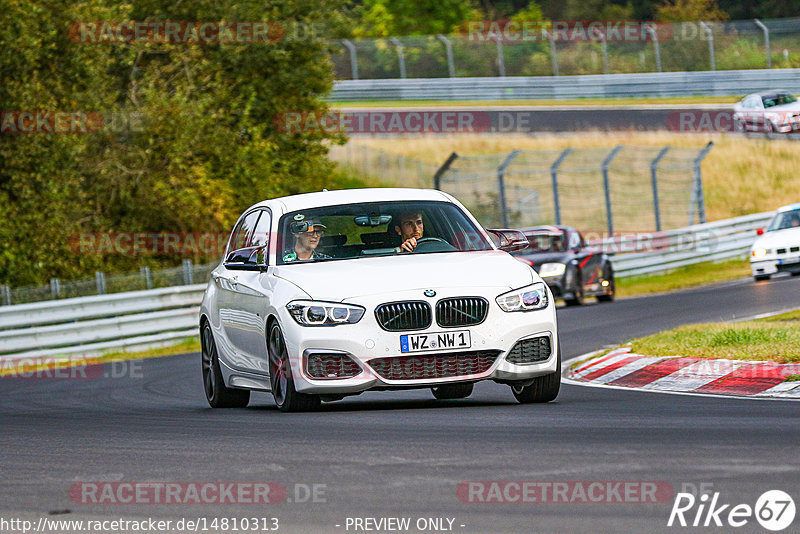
<box><xmin>765</xmin><ymin>120</ymin><xmax>776</xmax><ymax>134</ymax></box>
<box><xmin>754</xmin><ymin>274</ymin><xmax>771</xmax><ymax>282</ymax></box>
<box><xmin>431</xmin><ymin>383</ymin><xmax>474</xmax><ymax>399</ymax></box>
<box><xmin>510</xmin><ymin>344</ymin><xmax>561</xmax><ymax>404</ymax></box>
<box><xmin>734</xmin><ymin>119</ymin><xmax>746</xmax><ymax>132</ymax></box>
<box><xmin>201</xmin><ymin>321</ymin><xmax>250</xmax><ymax>408</ymax></box>
<box><xmin>267</xmin><ymin>321</ymin><xmax>320</xmax><ymax>413</ymax></box>
<box><xmin>564</xmin><ymin>272</ymin><xmax>584</xmax><ymax>306</ymax></box>
<box><xmin>596</xmin><ymin>264</ymin><xmax>615</xmax><ymax>302</ymax></box>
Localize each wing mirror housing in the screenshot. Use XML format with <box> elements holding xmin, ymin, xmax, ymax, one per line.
<box><xmin>486</xmin><ymin>229</ymin><xmax>529</xmax><ymax>253</ymax></box>
<box><xmin>224</xmin><ymin>245</ymin><xmax>268</xmax><ymax>271</ymax></box>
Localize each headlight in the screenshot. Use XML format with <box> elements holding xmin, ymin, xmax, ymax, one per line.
<box><xmin>538</xmin><ymin>262</ymin><xmax>566</xmax><ymax>277</ymax></box>
<box><xmin>286</xmin><ymin>301</ymin><xmax>365</xmax><ymax>326</ymax></box>
<box><xmin>752</xmin><ymin>248</ymin><xmax>768</xmax><ymax>258</ymax></box>
<box><xmin>496</xmin><ymin>283</ymin><xmax>549</xmax><ymax>312</ymax></box>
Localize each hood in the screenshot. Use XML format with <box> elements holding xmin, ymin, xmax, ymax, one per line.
<box><xmin>272</xmin><ymin>251</ymin><xmax>534</xmax><ymax>301</ymax></box>
<box><xmin>753</xmin><ymin>227</ymin><xmax>800</xmax><ymax>250</ymax></box>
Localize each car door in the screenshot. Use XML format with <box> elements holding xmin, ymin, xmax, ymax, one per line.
<box><xmin>215</xmin><ymin>209</ymin><xmax>272</xmax><ymax>374</ymax></box>
<box><xmin>571</xmin><ymin>231</ymin><xmax>602</xmax><ymax>294</ymax></box>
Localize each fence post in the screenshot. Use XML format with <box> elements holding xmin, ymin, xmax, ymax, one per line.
<box><xmin>602</xmin><ymin>146</ymin><xmax>624</xmax><ymax>236</ymax></box>
<box><xmin>389</xmin><ymin>37</ymin><xmax>407</xmax><ymax>78</ymax></box>
<box><xmin>550</xmin><ymin>148</ymin><xmax>572</xmax><ymax>225</ymax></box>
<box><xmin>437</xmin><ymin>34</ymin><xmax>456</xmax><ymax>77</ymax></box>
<box><xmin>650</xmin><ymin>146</ymin><xmax>671</xmax><ymax>232</ymax></box>
<box><xmin>753</xmin><ymin>19</ymin><xmax>771</xmax><ymax>68</ymax></box>
<box><xmin>699</xmin><ymin>22</ymin><xmax>715</xmax><ymax>71</ymax></box>
<box><xmin>50</xmin><ymin>278</ymin><xmax>61</xmax><ymax>299</ymax></box>
<box><xmin>141</xmin><ymin>266</ymin><xmax>153</xmax><ymax>290</ymax></box>
<box><xmin>433</xmin><ymin>152</ymin><xmax>459</xmax><ymax>189</ymax></box>
<box><xmin>645</xmin><ymin>24</ymin><xmax>661</xmax><ymax>72</ymax></box>
<box><xmin>544</xmin><ymin>30</ymin><xmax>559</xmax><ymax>76</ymax></box>
<box><xmin>693</xmin><ymin>141</ymin><xmax>714</xmax><ymax>225</ymax></box>
<box><xmin>1</xmin><ymin>285</ymin><xmax>10</xmax><ymax>306</ymax></box>
<box><xmin>95</xmin><ymin>271</ymin><xmax>106</xmax><ymax>295</ymax></box>
<box><xmin>340</xmin><ymin>39</ymin><xmax>359</xmax><ymax>80</ymax></box>
<box><xmin>492</xmin><ymin>35</ymin><xmax>506</xmax><ymax>76</ymax></box>
<box><xmin>592</xmin><ymin>27</ymin><xmax>609</xmax><ymax>74</ymax></box>
<box><xmin>497</xmin><ymin>150</ymin><xmax>520</xmax><ymax>228</ymax></box>
<box><xmin>182</xmin><ymin>259</ymin><xmax>193</xmax><ymax>285</ymax></box>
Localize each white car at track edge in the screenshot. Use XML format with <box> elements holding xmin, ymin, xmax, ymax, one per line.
<box><xmin>750</xmin><ymin>202</ymin><xmax>800</xmax><ymax>281</ymax></box>
<box><xmin>199</xmin><ymin>188</ymin><xmax>560</xmax><ymax>412</ymax></box>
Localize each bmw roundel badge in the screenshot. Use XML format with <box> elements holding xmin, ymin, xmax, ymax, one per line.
<box><xmin>424</xmin><ymin>289</ymin><xmax>436</xmax><ymax>297</ymax></box>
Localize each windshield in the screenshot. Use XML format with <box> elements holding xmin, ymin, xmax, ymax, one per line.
<box><xmin>763</xmin><ymin>93</ymin><xmax>797</xmax><ymax>108</ymax></box>
<box><xmin>277</xmin><ymin>200</ymin><xmax>492</xmax><ymax>264</ymax></box>
<box><xmin>520</xmin><ymin>231</ymin><xmax>568</xmax><ymax>253</ymax></box>
<box><xmin>767</xmin><ymin>209</ymin><xmax>800</xmax><ymax>232</ymax></box>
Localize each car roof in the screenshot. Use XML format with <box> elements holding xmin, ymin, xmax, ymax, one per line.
<box><xmin>777</xmin><ymin>202</ymin><xmax>800</xmax><ymax>212</ymax></box>
<box><xmin>249</xmin><ymin>188</ymin><xmax>452</xmax><ymax>213</ymax></box>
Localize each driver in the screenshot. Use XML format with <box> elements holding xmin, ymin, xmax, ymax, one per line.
<box><xmin>282</xmin><ymin>218</ymin><xmax>331</xmax><ymax>262</ymax></box>
<box><xmin>394</xmin><ymin>212</ymin><xmax>424</xmax><ymax>252</ymax></box>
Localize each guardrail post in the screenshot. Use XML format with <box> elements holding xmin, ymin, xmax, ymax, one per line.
<box><xmin>433</xmin><ymin>152</ymin><xmax>459</xmax><ymax>189</ymax></box>
<box><xmin>753</xmin><ymin>19</ymin><xmax>771</xmax><ymax>68</ymax></box>
<box><xmin>140</xmin><ymin>266</ymin><xmax>153</xmax><ymax>290</ymax></box>
<box><xmin>645</xmin><ymin>24</ymin><xmax>661</xmax><ymax>72</ymax></box>
<box><xmin>437</xmin><ymin>34</ymin><xmax>456</xmax><ymax>77</ymax></box>
<box><xmin>650</xmin><ymin>146</ymin><xmax>671</xmax><ymax>232</ymax></box>
<box><xmin>95</xmin><ymin>271</ymin><xmax>106</xmax><ymax>295</ymax></box>
<box><xmin>550</xmin><ymin>148</ymin><xmax>572</xmax><ymax>225</ymax></box>
<box><xmin>492</xmin><ymin>35</ymin><xmax>506</xmax><ymax>76</ymax></box>
<box><xmin>340</xmin><ymin>39</ymin><xmax>359</xmax><ymax>80</ymax></box>
<box><xmin>182</xmin><ymin>259</ymin><xmax>193</xmax><ymax>285</ymax></box>
<box><xmin>1</xmin><ymin>285</ymin><xmax>10</xmax><ymax>306</ymax></box>
<box><xmin>699</xmin><ymin>22</ymin><xmax>715</xmax><ymax>71</ymax></box>
<box><xmin>50</xmin><ymin>278</ymin><xmax>61</xmax><ymax>299</ymax></box>
<box><xmin>389</xmin><ymin>37</ymin><xmax>407</xmax><ymax>78</ymax></box>
<box><xmin>602</xmin><ymin>146</ymin><xmax>623</xmax><ymax>236</ymax></box>
<box><xmin>497</xmin><ymin>150</ymin><xmax>520</xmax><ymax>228</ymax></box>
<box><xmin>691</xmin><ymin>141</ymin><xmax>714</xmax><ymax>225</ymax></box>
<box><xmin>543</xmin><ymin>30</ymin><xmax>559</xmax><ymax>76</ymax></box>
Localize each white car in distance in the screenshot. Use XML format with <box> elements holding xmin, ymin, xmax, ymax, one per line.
<box><xmin>751</xmin><ymin>202</ymin><xmax>800</xmax><ymax>281</ymax></box>
<box><xmin>200</xmin><ymin>188</ymin><xmax>560</xmax><ymax>412</ymax></box>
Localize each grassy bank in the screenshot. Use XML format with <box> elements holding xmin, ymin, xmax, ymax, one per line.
<box><xmin>615</xmin><ymin>258</ymin><xmax>751</xmax><ymax>297</ymax></box>
<box><xmin>350</xmin><ymin>132</ymin><xmax>799</xmax><ymax>222</ymax></box>
<box><xmin>627</xmin><ymin>310</ymin><xmax>800</xmax><ymax>364</ymax></box>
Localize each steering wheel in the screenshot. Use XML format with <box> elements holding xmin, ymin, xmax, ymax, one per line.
<box><xmin>412</xmin><ymin>237</ymin><xmax>456</xmax><ymax>253</ymax></box>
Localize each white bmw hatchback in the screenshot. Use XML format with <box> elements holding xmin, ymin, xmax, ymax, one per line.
<box><xmin>200</xmin><ymin>188</ymin><xmax>560</xmax><ymax>412</ymax></box>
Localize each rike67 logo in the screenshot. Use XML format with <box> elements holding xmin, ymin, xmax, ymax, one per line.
<box><xmin>668</xmin><ymin>489</ymin><xmax>795</xmax><ymax>531</ymax></box>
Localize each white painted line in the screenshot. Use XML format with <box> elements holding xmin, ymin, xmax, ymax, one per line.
<box><xmin>755</xmin><ymin>381</ymin><xmax>800</xmax><ymax>397</ymax></box>
<box><xmin>590</xmin><ymin>356</ymin><xmax>665</xmax><ymax>385</ymax></box>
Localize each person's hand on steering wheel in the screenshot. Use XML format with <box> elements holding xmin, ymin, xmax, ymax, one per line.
<box><xmin>399</xmin><ymin>236</ymin><xmax>418</xmax><ymax>252</ymax></box>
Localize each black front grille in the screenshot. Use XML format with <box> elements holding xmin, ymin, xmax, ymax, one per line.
<box><xmin>375</xmin><ymin>301</ymin><xmax>432</xmax><ymax>331</ymax></box>
<box><xmin>368</xmin><ymin>350</ymin><xmax>500</xmax><ymax>380</ymax></box>
<box><xmin>506</xmin><ymin>336</ymin><xmax>551</xmax><ymax>364</ymax></box>
<box><xmin>777</xmin><ymin>248</ymin><xmax>787</xmax><ymax>254</ymax></box>
<box><xmin>436</xmin><ymin>297</ymin><xmax>489</xmax><ymax>328</ymax></box>
<box><xmin>305</xmin><ymin>353</ymin><xmax>361</xmax><ymax>379</ymax></box>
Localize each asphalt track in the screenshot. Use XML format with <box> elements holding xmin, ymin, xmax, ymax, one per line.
<box><xmin>1</xmin><ymin>275</ymin><xmax>799</xmax><ymax>533</ymax></box>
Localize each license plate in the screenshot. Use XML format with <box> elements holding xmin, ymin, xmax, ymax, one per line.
<box><xmin>778</xmin><ymin>256</ymin><xmax>800</xmax><ymax>265</ymax></box>
<box><xmin>400</xmin><ymin>330</ymin><xmax>471</xmax><ymax>353</ymax></box>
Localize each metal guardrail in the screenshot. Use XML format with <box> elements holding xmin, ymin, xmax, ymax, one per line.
<box><xmin>329</xmin><ymin>68</ymin><xmax>800</xmax><ymax>101</ymax></box>
<box><xmin>597</xmin><ymin>212</ymin><xmax>775</xmax><ymax>278</ymax></box>
<box><xmin>0</xmin><ymin>212</ymin><xmax>776</xmax><ymax>361</ymax></box>
<box><xmin>0</xmin><ymin>285</ymin><xmax>205</xmax><ymax>361</ymax></box>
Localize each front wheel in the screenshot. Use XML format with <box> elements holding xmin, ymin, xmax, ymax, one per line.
<box><xmin>564</xmin><ymin>272</ymin><xmax>584</xmax><ymax>306</ymax></box>
<box><xmin>201</xmin><ymin>322</ymin><xmax>250</xmax><ymax>408</ymax></box>
<box><xmin>268</xmin><ymin>322</ymin><xmax>320</xmax><ymax>413</ymax></box>
<box><xmin>754</xmin><ymin>274</ymin><xmax>771</xmax><ymax>282</ymax></box>
<box><xmin>510</xmin><ymin>345</ymin><xmax>561</xmax><ymax>404</ymax></box>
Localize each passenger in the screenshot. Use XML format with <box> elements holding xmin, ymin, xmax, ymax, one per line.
<box><xmin>282</xmin><ymin>219</ymin><xmax>331</xmax><ymax>262</ymax></box>
<box><xmin>394</xmin><ymin>212</ymin><xmax>424</xmax><ymax>252</ymax></box>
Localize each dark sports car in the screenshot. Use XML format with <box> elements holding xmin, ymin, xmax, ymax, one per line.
<box><xmin>511</xmin><ymin>225</ymin><xmax>615</xmax><ymax>306</ymax></box>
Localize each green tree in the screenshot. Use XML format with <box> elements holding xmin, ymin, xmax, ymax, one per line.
<box><xmin>355</xmin><ymin>0</ymin><xmax>480</xmax><ymax>37</ymax></box>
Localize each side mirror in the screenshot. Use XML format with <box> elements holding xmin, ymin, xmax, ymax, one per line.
<box><xmin>486</xmin><ymin>229</ymin><xmax>529</xmax><ymax>252</ymax></box>
<box><xmin>225</xmin><ymin>245</ymin><xmax>267</xmax><ymax>271</ymax></box>
<box><xmin>756</xmin><ymin>228</ymin><xmax>764</xmax><ymax>235</ymax></box>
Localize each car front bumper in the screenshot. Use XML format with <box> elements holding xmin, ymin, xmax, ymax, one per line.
<box><xmin>751</xmin><ymin>257</ymin><xmax>800</xmax><ymax>276</ymax></box>
<box><xmin>279</xmin><ymin>288</ymin><xmax>559</xmax><ymax>395</ymax></box>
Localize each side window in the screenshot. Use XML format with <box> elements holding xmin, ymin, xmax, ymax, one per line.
<box><xmin>568</xmin><ymin>231</ymin><xmax>581</xmax><ymax>250</ymax></box>
<box><xmin>251</xmin><ymin>210</ymin><xmax>272</xmax><ymax>247</ymax></box>
<box><xmin>229</xmin><ymin>210</ymin><xmax>262</xmax><ymax>251</ymax></box>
